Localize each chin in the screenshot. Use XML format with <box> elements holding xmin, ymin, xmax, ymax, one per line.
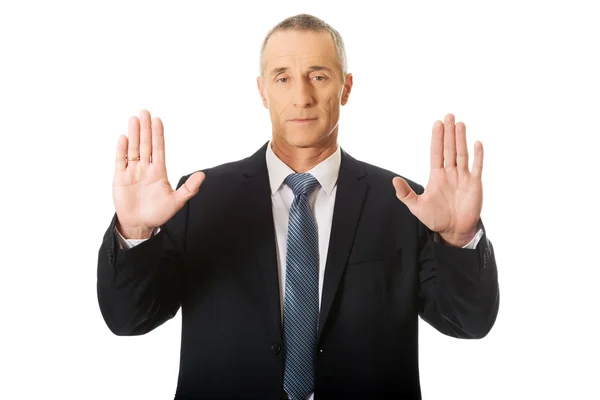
<box><xmin>283</xmin><ymin>127</ymin><xmax>331</xmax><ymax>148</ymax></box>
<box><xmin>286</xmin><ymin>133</ymin><xmax>326</xmax><ymax>149</ymax></box>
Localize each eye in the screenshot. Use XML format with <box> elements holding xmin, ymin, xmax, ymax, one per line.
<box><xmin>312</xmin><ymin>75</ymin><xmax>327</xmax><ymax>81</ymax></box>
<box><xmin>276</xmin><ymin>77</ymin><xmax>289</xmax><ymax>83</ymax></box>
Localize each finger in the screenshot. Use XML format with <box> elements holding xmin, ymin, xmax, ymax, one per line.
<box><xmin>127</xmin><ymin>116</ymin><xmax>140</xmax><ymax>161</ymax></box>
<box><xmin>139</xmin><ymin>109</ymin><xmax>152</xmax><ymax>163</ymax></box>
<box><xmin>174</xmin><ymin>171</ymin><xmax>206</xmax><ymax>208</ymax></box>
<box><xmin>430</xmin><ymin>120</ymin><xmax>444</xmax><ymax>169</ymax></box>
<box><xmin>152</xmin><ymin>117</ymin><xmax>165</xmax><ymax>165</ymax></box>
<box><xmin>115</xmin><ymin>135</ymin><xmax>128</xmax><ymax>171</ymax></box>
<box><xmin>472</xmin><ymin>141</ymin><xmax>484</xmax><ymax>179</ymax></box>
<box><xmin>392</xmin><ymin>177</ymin><xmax>419</xmax><ymax>213</ymax></box>
<box><xmin>456</xmin><ymin>121</ymin><xmax>469</xmax><ymax>172</ymax></box>
<box><xmin>443</xmin><ymin>113</ymin><xmax>456</xmax><ymax>167</ymax></box>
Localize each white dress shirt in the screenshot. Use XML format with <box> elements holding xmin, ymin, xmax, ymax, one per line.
<box><xmin>115</xmin><ymin>141</ymin><xmax>483</xmax><ymax>399</ymax></box>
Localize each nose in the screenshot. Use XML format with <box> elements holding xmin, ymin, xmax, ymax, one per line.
<box><xmin>292</xmin><ymin>79</ymin><xmax>314</xmax><ymax>108</ymax></box>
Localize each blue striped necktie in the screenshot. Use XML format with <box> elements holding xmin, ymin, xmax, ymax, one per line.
<box><xmin>282</xmin><ymin>173</ymin><xmax>321</xmax><ymax>400</ymax></box>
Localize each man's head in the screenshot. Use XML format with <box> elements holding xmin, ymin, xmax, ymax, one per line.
<box><xmin>257</xmin><ymin>14</ymin><xmax>353</xmax><ymax>151</ymax></box>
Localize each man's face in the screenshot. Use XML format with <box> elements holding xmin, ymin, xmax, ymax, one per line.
<box><xmin>257</xmin><ymin>29</ymin><xmax>352</xmax><ymax>149</ymax></box>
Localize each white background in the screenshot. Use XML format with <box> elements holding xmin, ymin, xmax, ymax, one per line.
<box><xmin>1</xmin><ymin>0</ymin><xmax>598</xmax><ymax>398</ymax></box>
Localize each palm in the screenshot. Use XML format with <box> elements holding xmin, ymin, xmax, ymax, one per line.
<box><xmin>393</xmin><ymin>114</ymin><xmax>483</xmax><ymax>245</ymax></box>
<box><xmin>112</xmin><ymin>110</ymin><xmax>205</xmax><ymax>236</ymax></box>
<box><xmin>113</xmin><ymin>162</ymin><xmax>174</xmax><ymax>229</ymax></box>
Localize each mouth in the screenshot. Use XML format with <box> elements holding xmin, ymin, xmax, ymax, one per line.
<box><xmin>288</xmin><ymin>118</ymin><xmax>318</xmax><ymax>124</ymax></box>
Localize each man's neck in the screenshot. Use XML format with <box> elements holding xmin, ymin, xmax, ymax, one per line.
<box><xmin>270</xmin><ymin>134</ymin><xmax>338</xmax><ymax>173</ymax></box>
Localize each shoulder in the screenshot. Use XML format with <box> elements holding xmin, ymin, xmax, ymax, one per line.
<box><xmin>177</xmin><ymin>142</ymin><xmax>270</xmax><ymax>188</ymax></box>
<box><xmin>176</xmin><ymin>153</ymin><xmax>256</xmax><ymax>189</ymax></box>
<box><xmin>345</xmin><ymin>151</ymin><xmax>424</xmax><ymax>196</ymax></box>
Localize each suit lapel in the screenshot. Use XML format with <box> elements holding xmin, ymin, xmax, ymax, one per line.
<box><xmin>240</xmin><ymin>142</ymin><xmax>283</xmax><ymax>340</ymax></box>
<box><xmin>318</xmin><ymin>149</ymin><xmax>368</xmax><ymax>342</ymax></box>
<box><xmin>238</xmin><ymin>143</ymin><xmax>368</xmax><ymax>343</ymax></box>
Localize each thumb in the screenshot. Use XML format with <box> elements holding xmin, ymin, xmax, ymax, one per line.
<box><xmin>174</xmin><ymin>171</ymin><xmax>205</xmax><ymax>206</ymax></box>
<box><xmin>392</xmin><ymin>177</ymin><xmax>418</xmax><ymax>211</ymax></box>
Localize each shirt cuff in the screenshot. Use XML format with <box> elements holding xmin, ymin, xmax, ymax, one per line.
<box><xmin>114</xmin><ymin>226</ymin><xmax>161</xmax><ymax>250</ymax></box>
<box><xmin>433</xmin><ymin>228</ymin><xmax>484</xmax><ymax>249</ymax></box>
<box><xmin>462</xmin><ymin>228</ymin><xmax>484</xmax><ymax>249</ymax></box>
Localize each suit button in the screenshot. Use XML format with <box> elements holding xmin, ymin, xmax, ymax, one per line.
<box><xmin>271</xmin><ymin>343</ymin><xmax>281</xmax><ymax>355</ymax></box>
<box><xmin>483</xmin><ymin>249</ymin><xmax>488</xmax><ymax>266</ymax></box>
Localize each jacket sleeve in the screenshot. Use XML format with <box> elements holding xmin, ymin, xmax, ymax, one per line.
<box><xmin>417</xmin><ymin>213</ymin><xmax>500</xmax><ymax>339</ymax></box>
<box><xmin>97</xmin><ymin>175</ymin><xmax>190</xmax><ymax>336</ymax></box>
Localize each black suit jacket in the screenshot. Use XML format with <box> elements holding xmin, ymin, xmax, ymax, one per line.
<box><xmin>97</xmin><ymin>141</ymin><xmax>499</xmax><ymax>399</ymax></box>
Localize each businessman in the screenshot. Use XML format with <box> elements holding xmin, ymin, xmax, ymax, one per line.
<box><xmin>97</xmin><ymin>13</ymin><xmax>499</xmax><ymax>399</ymax></box>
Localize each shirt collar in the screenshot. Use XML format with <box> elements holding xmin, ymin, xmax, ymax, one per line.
<box><xmin>265</xmin><ymin>140</ymin><xmax>341</xmax><ymax>196</ymax></box>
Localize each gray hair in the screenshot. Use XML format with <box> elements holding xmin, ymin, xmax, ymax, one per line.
<box><xmin>259</xmin><ymin>14</ymin><xmax>348</xmax><ymax>80</ymax></box>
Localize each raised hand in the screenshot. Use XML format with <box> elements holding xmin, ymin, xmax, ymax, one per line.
<box><xmin>392</xmin><ymin>114</ymin><xmax>483</xmax><ymax>247</ymax></box>
<box><xmin>112</xmin><ymin>110</ymin><xmax>205</xmax><ymax>239</ymax></box>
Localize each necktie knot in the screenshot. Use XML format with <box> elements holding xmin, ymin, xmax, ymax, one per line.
<box><xmin>285</xmin><ymin>173</ymin><xmax>320</xmax><ymax>197</ymax></box>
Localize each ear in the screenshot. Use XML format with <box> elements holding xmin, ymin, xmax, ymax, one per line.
<box><xmin>341</xmin><ymin>73</ymin><xmax>353</xmax><ymax>106</ymax></box>
<box><xmin>257</xmin><ymin>76</ymin><xmax>269</xmax><ymax>109</ymax></box>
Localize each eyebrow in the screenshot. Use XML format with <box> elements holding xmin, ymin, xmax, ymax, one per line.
<box><xmin>269</xmin><ymin>65</ymin><xmax>334</xmax><ymax>76</ymax></box>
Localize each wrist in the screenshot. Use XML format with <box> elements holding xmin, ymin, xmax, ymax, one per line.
<box><xmin>116</xmin><ymin>221</ymin><xmax>154</xmax><ymax>240</ymax></box>
<box><xmin>439</xmin><ymin>230</ymin><xmax>477</xmax><ymax>247</ymax></box>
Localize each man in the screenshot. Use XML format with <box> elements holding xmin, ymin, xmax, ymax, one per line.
<box><xmin>97</xmin><ymin>13</ymin><xmax>499</xmax><ymax>399</ymax></box>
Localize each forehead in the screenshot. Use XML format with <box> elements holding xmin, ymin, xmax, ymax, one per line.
<box><xmin>263</xmin><ymin>29</ymin><xmax>340</xmax><ymax>73</ymax></box>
